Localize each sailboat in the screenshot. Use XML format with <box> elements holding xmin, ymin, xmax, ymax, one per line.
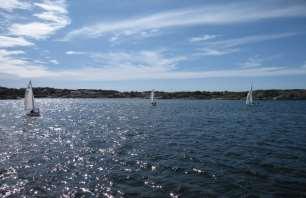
<box><xmin>246</xmin><ymin>85</ymin><xmax>254</xmax><ymax>105</ymax></box>
<box><xmin>24</xmin><ymin>81</ymin><xmax>40</xmax><ymax>116</ymax></box>
<box><xmin>150</xmin><ymin>90</ymin><xmax>157</xmax><ymax>106</ymax></box>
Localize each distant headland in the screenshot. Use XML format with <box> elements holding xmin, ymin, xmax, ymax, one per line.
<box><xmin>0</xmin><ymin>86</ymin><xmax>306</xmax><ymax>100</ymax></box>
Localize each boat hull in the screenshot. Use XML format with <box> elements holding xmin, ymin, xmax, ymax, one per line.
<box><xmin>26</xmin><ymin>112</ymin><xmax>40</xmax><ymax>117</ymax></box>
<box><xmin>26</xmin><ymin>108</ymin><xmax>40</xmax><ymax>117</ymax></box>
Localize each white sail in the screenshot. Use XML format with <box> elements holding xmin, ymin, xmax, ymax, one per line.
<box><xmin>150</xmin><ymin>90</ymin><xmax>155</xmax><ymax>103</ymax></box>
<box><xmin>24</xmin><ymin>81</ymin><xmax>35</xmax><ymax>113</ymax></box>
<box><xmin>246</xmin><ymin>85</ymin><xmax>253</xmax><ymax>105</ymax></box>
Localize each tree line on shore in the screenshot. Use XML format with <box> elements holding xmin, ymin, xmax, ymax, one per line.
<box><xmin>1</xmin><ymin>86</ymin><xmax>306</xmax><ymax>100</ymax></box>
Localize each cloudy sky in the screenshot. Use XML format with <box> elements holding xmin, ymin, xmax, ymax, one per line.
<box><xmin>0</xmin><ymin>0</ymin><xmax>306</xmax><ymax>91</ymax></box>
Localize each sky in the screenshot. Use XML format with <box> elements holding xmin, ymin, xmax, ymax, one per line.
<box><xmin>0</xmin><ymin>0</ymin><xmax>306</xmax><ymax>91</ymax></box>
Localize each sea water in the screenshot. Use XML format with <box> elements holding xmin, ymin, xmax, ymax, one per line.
<box><xmin>0</xmin><ymin>99</ymin><xmax>305</xmax><ymax>197</ymax></box>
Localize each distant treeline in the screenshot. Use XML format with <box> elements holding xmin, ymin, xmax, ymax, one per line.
<box><xmin>0</xmin><ymin>86</ymin><xmax>306</xmax><ymax>100</ymax></box>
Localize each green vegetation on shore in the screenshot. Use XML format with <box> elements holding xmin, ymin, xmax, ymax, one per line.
<box><xmin>0</xmin><ymin>86</ymin><xmax>306</xmax><ymax>100</ymax></box>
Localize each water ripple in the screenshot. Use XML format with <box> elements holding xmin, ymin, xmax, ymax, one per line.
<box><xmin>0</xmin><ymin>99</ymin><xmax>306</xmax><ymax>197</ymax></box>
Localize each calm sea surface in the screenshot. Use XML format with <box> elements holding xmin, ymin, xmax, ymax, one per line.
<box><xmin>0</xmin><ymin>99</ymin><xmax>306</xmax><ymax>197</ymax></box>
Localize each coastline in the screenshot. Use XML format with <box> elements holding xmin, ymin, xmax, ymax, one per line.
<box><xmin>1</xmin><ymin>86</ymin><xmax>306</xmax><ymax>100</ymax></box>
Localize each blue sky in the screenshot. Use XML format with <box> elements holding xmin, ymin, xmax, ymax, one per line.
<box><xmin>0</xmin><ymin>0</ymin><xmax>306</xmax><ymax>91</ymax></box>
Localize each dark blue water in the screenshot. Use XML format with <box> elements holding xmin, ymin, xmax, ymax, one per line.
<box><xmin>0</xmin><ymin>99</ymin><xmax>306</xmax><ymax>197</ymax></box>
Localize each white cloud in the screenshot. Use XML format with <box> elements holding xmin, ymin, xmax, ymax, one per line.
<box><xmin>66</xmin><ymin>51</ymin><xmax>86</xmax><ymax>55</ymax></box>
<box><xmin>206</xmin><ymin>32</ymin><xmax>298</xmax><ymax>48</ymax></box>
<box><xmin>240</xmin><ymin>57</ymin><xmax>263</xmax><ymax>68</ymax></box>
<box><xmin>66</xmin><ymin>50</ymin><xmax>186</xmax><ymax>72</ymax></box>
<box><xmin>2</xmin><ymin>49</ymin><xmax>306</xmax><ymax>80</ymax></box>
<box><xmin>0</xmin><ymin>49</ymin><xmax>58</xmax><ymax>78</ymax></box>
<box><xmin>49</xmin><ymin>59</ymin><xmax>59</xmax><ymax>64</ymax></box>
<box><xmin>0</xmin><ymin>36</ymin><xmax>34</xmax><ymax>48</ymax></box>
<box><xmin>9</xmin><ymin>22</ymin><xmax>57</xmax><ymax>40</ymax></box>
<box><xmin>0</xmin><ymin>49</ymin><xmax>25</xmax><ymax>56</ymax></box>
<box><xmin>189</xmin><ymin>34</ymin><xmax>218</xmax><ymax>42</ymax></box>
<box><xmin>195</xmin><ymin>48</ymin><xmax>239</xmax><ymax>56</ymax></box>
<box><xmin>90</xmin><ymin>50</ymin><xmax>186</xmax><ymax>72</ymax></box>
<box><xmin>195</xmin><ymin>32</ymin><xmax>298</xmax><ymax>56</ymax></box>
<box><xmin>0</xmin><ymin>0</ymin><xmax>31</xmax><ymax>12</ymax></box>
<box><xmin>9</xmin><ymin>0</ymin><xmax>70</xmax><ymax>39</ymax></box>
<box><xmin>153</xmin><ymin>66</ymin><xmax>306</xmax><ymax>80</ymax></box>
<box><xmin>34</xmin><ymin>12</ymin><xmax>69</xmax><ymax>26</ymax></box>
<box><xmin>34</xmin><ymin>0</ymin><xmax>67</xmax><ymax>14</ymax></box>
<box><xmin>8</xmin><ymin>64</ymin><xmax>305</xmax><ymax>81</ymax></box>
<box><xmin>109</xmin><ymin>35</ymin><xmax>119</xmax><ymax>43</ymax></box>
<box><xmin>108</xmin><ymin>29</ymin><xmax>160</xmax><ymax>43</ymax></box>
<box><xmin>0</xmin><ymin>0</ymin><xmax>70</xmax><ymax>79</ymax></box>
<box><xmin>63</xmin><ymin>2</ymin><xmax>306</xmax><ymax>40</ymax></box>
<box><xmin>33</xmin><ymin>0</ymin><xmax>70</xmax><ymax>27</ymax></box>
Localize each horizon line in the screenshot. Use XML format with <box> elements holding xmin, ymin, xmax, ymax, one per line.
<box><xmin>1</xmin><ymin>85</ymin><xmax>305</xmax><ymax>93</ymax></box>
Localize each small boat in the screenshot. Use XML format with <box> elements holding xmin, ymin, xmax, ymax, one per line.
<box><xmin>246</xmin><ymin>85</ymin><xmax>254</xmax><ymax>105</ymax></box>
<box><xmin>24</xmin><ymin>81</ymin><xmax>40</xmax><ymax>116</ymax></box>
<box><xmin>150</xmin><ymin>90</ymin><xmax>157</xmax><ymax>106</ymax></box>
